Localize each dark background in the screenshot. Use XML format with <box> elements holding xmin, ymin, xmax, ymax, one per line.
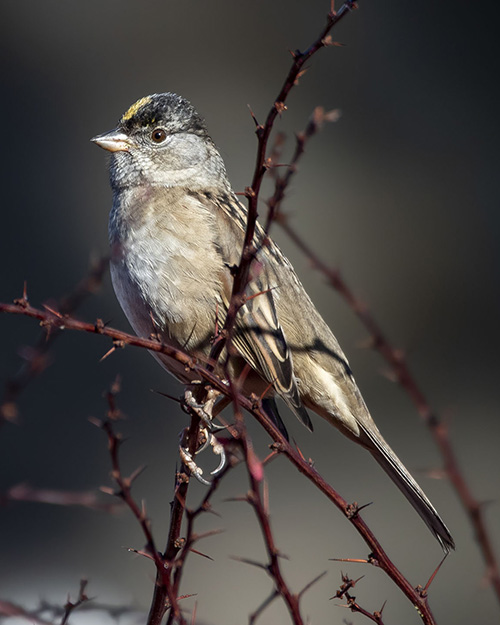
<box><xmin>1</xmin><ymin>1</ymin><xmax>499</xmax><ymax>623</ymax></box>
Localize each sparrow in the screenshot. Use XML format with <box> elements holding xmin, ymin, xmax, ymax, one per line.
<box><xmin>92</xmin><ymin>92</ymin><xmax>454</xmax><ymax>551</ymax></box>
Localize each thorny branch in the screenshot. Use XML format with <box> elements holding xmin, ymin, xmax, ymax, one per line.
<box><xmin>265</xmin><ymin>106</ymin><xmax>341</xmax><ymax>233</ymax></box>
<box><xmin>92</xmin><ymin>380</ymin><xmax>171</xmax><ymax>596</ymax></box>
<box><xmin>209</xmin><ymin>1</ymin><xmax>358</xmax><ymax>369</ymax></box>
<box><xmin>147</xmin><ymin>393</ymin><xmax>233</xmax><ymax>625</ymax></box>
<box><xmin>59</xmin><ymin>579</ymin><xmax>90</xmax><ymax>625</ymax></box>
<box><xmin>0</xmin><ymin>256</ymin><xmax>108</xmax><ymax>425</ymax></box>
<box><xmin>0</xmin><ymin>296</ymin><xmax>440</xmax><ymax>624</ymax></box>
<box><xmin>0</xmin><ymin>593</ymin><xmax>142</xmax><ymax>624</ymax></box>
<box><xmin>90</xmin><ymin>379</ymin><xmax>198</xmax><ymax>625</ymax></box>
<box><xmin>0</xmin><ymin>601</ymin><xmax>53</xmax><ymax>625</ymax></box>
<box><xmin>0</xmin><ymin>580</ymin><xmax>92</xmax><ymax>625</ymax></box>
<box><xmin>236</xmin><ymin>428</ymin><xmax>310</xmax><ymax>624</ymax></box>
<box><xmin>0</xmin><ymin>483</ymin><xmax>123</xmax><ymax>513</ymax></box>
<box><xmin>3</xmin><ymin>0</ymin><xmax>495</xmax><ymax>622</ymax></box>
<box><xmin>265</xmin><ymin>109</ymin><xmax>500</xmax><ymax>606</ymax></box>
<box><xmin>333</xmin><ymin>573</ymin><xmax>386</xmax><ymax>624</ymax></box>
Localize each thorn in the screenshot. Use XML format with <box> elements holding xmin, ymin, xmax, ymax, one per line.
<box><xmin>422</xmin><ymin>553</ymin><xmax>448</xmax><ymax>594</ymax></box>
<box><xmin>14</xmin><ymin>282</ymin><xmax>29</xmax><ymax>307</ymax></box>
<box><xmin>247</xmin><ymin>104</ymin><xmax>261</xmax><ymax>128</ymax></box>
<box><xmin>152</xmin><ymin>389</ymin><xmax>183</xmax><ymax>404</ymax></box>
<box><xmin>224</xmin><ymin>495</ymin><xmax>248</xmax><ymax>503</ymax></box>
<box><xmin>244</xmin><ymin>286</ymin><xmax>276</xmax><ymax>304</ymax></box>
<box><xmin>42</xmin><ymin>303</ymin><xmax>63</xmax><ymax>318</ymax></box>
<box><xmin>322</xmin><ymin>35</ymin><xmax>346</xmax><ymax>47</ymax></box>
<box><xmin>356</xmin><ymin>501</ymin><xmax>373</xmax><ymax>514</ymax></box>
<box><xmin>128</xmin><ymin>465</ymin><xmax>147</xmax><ymax>484</ymax></box>
<box><xmin>100</xmin><ymin>340</ymin><xmax>125</xmax><ymax>362</ymax></box>
<box><xmin>100</xmin><ymin>346</ymin><xmax>116</xmax><ymax>362</ymax></box>
<box><xmin>261</xmin><ymin>449</ymin><xmax>279</xmax><ymax>466</ymax></box>
<box><xmin>375</xmin><ymin>599</ymin><xmax>387</xmax><ymax>618</ymax></box>
<box><xmin>127</xmin><ymin>547</ymin><xmax>155</xmax><ymax>561</ymax></box>
<box><xmin>230</xmin><ymin>555</ymin><xmax>267</xmax><ymax>571</ymax></box>
<box><xmin>193</xmin><ymin>528</ymin><xmax>225</xmax><ymax>542</ymax></box>
<box><xmin>294</xmin><ymin>64</ymin><xmax>310</xmax><ymax>85</ymax></box>
<box><xmin>190</xmin><ymin>600</ymin><xmax>198</xmax><ymax>625</ymax></box>
<box><xmin>292</xmin><ymin>438</ymin><xmax>306</xmax><ymax>461</ymax></box>
<box><xmin>274</xmin><ymin>101</ymin><xmax>287</xmax><ymax>115</ymax></box>
<box><xmin>189</xmin><ymin>548</ymin><xmax>214</xmax><ymax>561</ymax></box>
<box><xmin>294</xmin><ymin>68</ymin><xmax>309</xmax><ymax>86</ymax></box>
<box><xmin>177</xmin><ymin>593</ymin><xmax>197</xmax><ymax>602</ymax></box>
<box><xmin>329</xmin><ymin>557</ymin><xmax>370</xmax><ymax>564</ymax></box>
<box><xmin>298</xmin><ymin>570</ymin><xmax>327</xmax><ymax>599</ymax></box>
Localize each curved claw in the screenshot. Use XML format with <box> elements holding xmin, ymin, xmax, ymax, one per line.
<box><xmin>195</xmin><ymin>427</ymin><xmax>211</xmax><ymax>455</ymax></box>
<box><xmin>210</xmin><ymin>436</ymin><xmax>226</xmax><ymax>476</ymax></box>
<box><xmin>178</xmin><ymin>430</ymin><xmax>227</xmax><ymax>484</ymax></box>
<box><xmin>179</xmin><ymin>445</ymin><xmax>211</xmax><ymax>486</ymax></box>
<box><xmin>207</xmin><ymin>422</ymin><xmax>228</xmax><ymax>432</ymax></box>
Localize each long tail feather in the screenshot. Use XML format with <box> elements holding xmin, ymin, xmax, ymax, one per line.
<box><xmin>362</xmin><ymin>425</ymin><xmax>455</xmax><ymax>551</ymax></box>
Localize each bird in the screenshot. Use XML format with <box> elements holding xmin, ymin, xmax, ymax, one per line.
<box><xmin>92</xmin><ymin>92</ymin><xmax>454</xmax><ymax>551</ymax></box>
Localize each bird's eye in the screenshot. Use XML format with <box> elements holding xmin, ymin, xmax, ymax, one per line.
<box><xmin>151</xmin><ymin>128</ymin><xmax>167</xmax><ymax>143</ymax></box>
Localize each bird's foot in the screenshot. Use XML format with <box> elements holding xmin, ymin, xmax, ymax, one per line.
<box><xmin>179</xmin><ymin>429</ymin><xmax>226</xmax><ymax>485</ymax></box>
<box><xmin>180</xmin><ymin>387</ymin><xmax>228</xmax><ymax>484</ymax></box>
<box><xmin>183</xmin><ymin>386</ymin><xmax>227</xmax><ymax>431</ymax></box>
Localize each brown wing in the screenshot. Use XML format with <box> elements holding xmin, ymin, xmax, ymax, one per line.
<box><xmin>220</xmin><ymin>256</ymin><xmax>312</xmax><ymax>431</ymax></box>
<box><xmin>194</xmin><ymin>189</ymin><xmax>312</xmax><ymax>430</ymax></box>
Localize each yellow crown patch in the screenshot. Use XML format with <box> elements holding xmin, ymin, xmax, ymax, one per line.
<box><xmin>121</xmin><ymin>96</ymin><xmax>153</xmax><ymax>123</ymax></box>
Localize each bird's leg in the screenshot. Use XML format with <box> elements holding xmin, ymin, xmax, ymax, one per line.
<box><xmin>180</xmin><ymin>385</ymin><xmax>228</xmax><ymax>483</ymax></box>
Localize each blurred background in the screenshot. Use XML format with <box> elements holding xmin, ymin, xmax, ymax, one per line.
<box><xmin>1</xmin><ymin>1</ymin><xmax>499</xmax><ymax>623</ymax></box>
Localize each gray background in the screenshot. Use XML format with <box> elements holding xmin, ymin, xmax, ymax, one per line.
<box><xmin>1</xmin><ymin>1</ymin><xmax>499</xmax><ymax>623</ymax></box>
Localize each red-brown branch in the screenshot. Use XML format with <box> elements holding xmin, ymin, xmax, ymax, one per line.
<box><xmin>263</xmin><ymin>101</ymin><xmax>499</xmax><ymax>606</ymax></box>
<box><xmin>0</xmin><ymin>257</ymin><xmax>108</xmax><ymax>424</ymax></box>
<box><xmin>0</xmin><ymin>298</ymin><xmax>438</xmax><ymax>624</ymax></box>
<box><xmin>278</xmin><ymin>215</ymin><xmax>500</xmax><ymax>604</ymax></box>
<box><xmin>209</xmin><ymin>1</ymin><xmax>357</xmax><ymax>369</ymax></box>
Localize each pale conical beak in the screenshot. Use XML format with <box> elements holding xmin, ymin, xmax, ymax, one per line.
<box><xmin>91</xmin><ymin>129</ymin><xmax>133</xmax><ymax>153</ymax></box>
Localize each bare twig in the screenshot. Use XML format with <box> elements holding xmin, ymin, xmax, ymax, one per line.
<box><xmin>1</xmin><ymin>483</ymin><xmax>123</xmax><ymax>513</ymax></box>
<box><xmin>0</xmin><ymin>600</ymin><xmax>53</xmax><ymax>625</ymax></box>
<box><xmin>0</xmin><ymin>256</ymin><xmax>108</xmax><ymax>424</ymax></box>
<box><xmin>91</xmin><ymin>381</ymin><xmax>178</xmax><ymax>620</ymax></box>
<box><xmin>270</xmin><ymin>144</ymin><xmax>500</xmax><ymax>605</ymax></box>
<box><xmin>148</xmin><ymin>395</ymin><xmax>234</xmax><ymax>625</ymax></box>
<box><xmin>265</xmin><ymin>106</ymin><xmax>340</xmax><ymax>233</ymax></box>
<box><xmin>209</xmin><ymin>1</ymin><xmax>357</xmax><ymax>369</ymax></box>
<box><xmin>333</xmin><ymin>573</ymin><xmax>385</xmax><ymax>624</ymax></box>
<box><xmin>239</xmin><ymin>434</ymin><xmax>305</xmax><ymax>624</ymax></box>
<box><xmin>0</xmin><ymin>3</ymin><xmax>458</xmax><ymax>619</ymax></box>
<box><xmin>0</xmin><ymin>297</ymin><xmax>440</xmax><ymax>624</ymax></box>
<box><xmin>60</xmin><ymin>579</ymin><xmax>90</xmax><ymax>625</ymax></box>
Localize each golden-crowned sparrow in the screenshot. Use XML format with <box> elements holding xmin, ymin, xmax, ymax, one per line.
<box><xmin>92</xmin><ymin>93</ymin><xmax>454</xmax><ymax>550</ymax></box>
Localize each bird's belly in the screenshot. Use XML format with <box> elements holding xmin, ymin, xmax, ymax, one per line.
<box><xmin>109</xmin><ymin>235</ymin><xmax>223</xmax><ymax>381</ymax></box>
